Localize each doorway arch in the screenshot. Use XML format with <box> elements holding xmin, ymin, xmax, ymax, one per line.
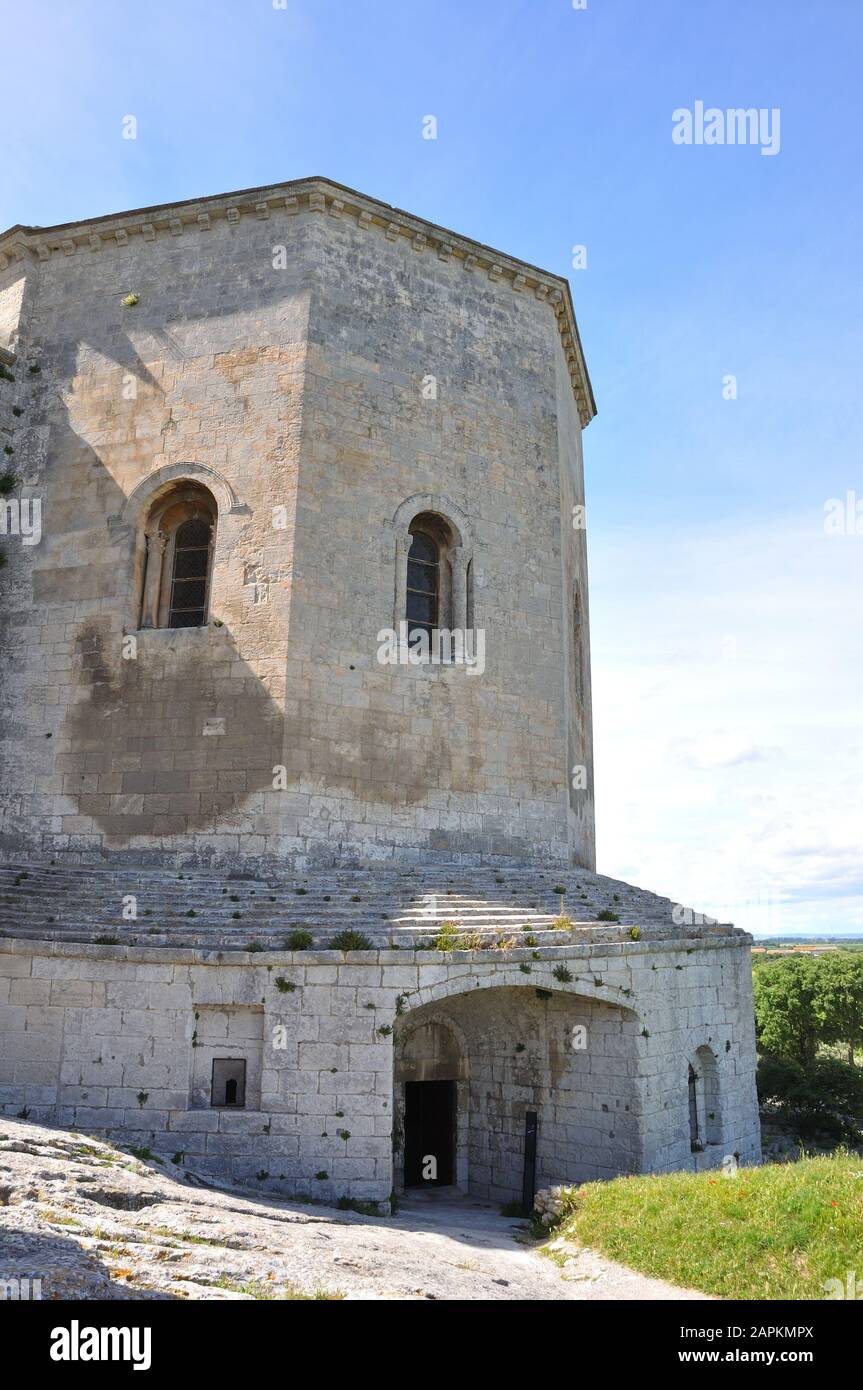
<box><xmin>393</xmin><ymin>984</ymin><xmax>642</xmax><ymax>1201</ymax></box>
<box><xmin>394</xmin><ymin>1014</ymin><xmax>469</xmax><ymax>1192</ymax></box>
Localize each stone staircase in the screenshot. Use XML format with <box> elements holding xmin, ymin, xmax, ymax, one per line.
<box><xmin>0</xmin><ymin>860</ymin><xmax>732</xmax><ymax>950</ymax></box>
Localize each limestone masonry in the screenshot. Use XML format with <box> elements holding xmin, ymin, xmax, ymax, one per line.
<box><xmin>0</xmin><ymin>178</ymin><xmax>760</xmax><ymax>1205</ymax></box>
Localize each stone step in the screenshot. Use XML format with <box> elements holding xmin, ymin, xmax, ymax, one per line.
<box><xmin>0</xmin><ymin>858</ymin><xmax>728</xmax><ymax>950</ymax></box>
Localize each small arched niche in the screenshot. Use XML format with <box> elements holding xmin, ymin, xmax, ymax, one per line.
<box><xmin>138</xmin><ymin>481</ymin><xmax>217</xmax><ymax>629</ymax></box>
<box><xmin>689</xmin><ymin>1044</ymin><xmax>722</xmax><ymax>1152</ymax></box>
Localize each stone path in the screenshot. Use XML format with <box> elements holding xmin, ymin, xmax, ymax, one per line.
<box><xmin>0</xmin><ymin>1118</ymin><xmax>706</xmax><ymax>1300</ymax></box>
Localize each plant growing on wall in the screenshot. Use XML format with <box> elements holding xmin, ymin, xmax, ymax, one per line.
<box><xmin>330</xmin><ymin>929</ymin><xmax>372</xmax><ymax>951</ymax></box>
<box><xmin>284</xmin><ymin>928</ymin><xmax>314</xmax><ymax>950</ymax></box>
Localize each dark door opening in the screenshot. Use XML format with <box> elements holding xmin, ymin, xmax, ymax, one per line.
<box><xmin>404</xmin><ymin>1079</ymin><xmax>455</xmax><ymax>1187</ymax></box>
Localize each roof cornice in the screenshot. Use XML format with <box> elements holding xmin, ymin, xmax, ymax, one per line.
<box><xmin>0</xmin><ymin>176</ymin><xmax>596</xmax><ymax>427</ymax></box>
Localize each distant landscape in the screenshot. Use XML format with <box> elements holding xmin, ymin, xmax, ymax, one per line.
<box><xmin>753</xmin><ymin>936</ymin><xmax>863</xmax><ymax>954</ymax></box>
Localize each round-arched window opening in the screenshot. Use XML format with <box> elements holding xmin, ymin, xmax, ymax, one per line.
<box><xmin>406</xmin><ymin>512</ymin><xmax>454</xmax><ymax>639</ymax></box>
<box><xmin>169</xmin><ymin>517</ymin><xmax>214</xmax><ymax>627</ymax></box>
<box><xmin>138</xmin><ymin>483</ymin><xmax>217</xmax><ymax>630</ymax></box>
<box><xmin>407</xmin><ymin>530</ymin><xmax>440</xmax><ymax>640</ymax></box>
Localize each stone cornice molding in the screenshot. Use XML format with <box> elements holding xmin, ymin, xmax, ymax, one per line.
<box><xmin>0</xmin><ymin>177</ymin><xmax>596</xmax><ymax>428</ymax></box>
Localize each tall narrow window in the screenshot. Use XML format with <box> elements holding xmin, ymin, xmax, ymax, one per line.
<box><xmin>139</xmin><ymin>482</ymin><xmax>217</xmax><ymax>630</ymax></box>
<box><xmin>466</xmin><ymin>558</ymin><xmax>474</xmax><ymax>631</ymax></box>
<box><xmin>573</xmin><ymin>582</ymin><xmax>585</xmax><ymax>704</ymax></box>
<box><xmin>211</xmin><ymin>1058</ymin><xmax>246</xmax><ymax>1108</ymax></box>
<box><xmin>688</xmin><ymin>1064</ymin><xmax>700</xmax><ymax>1150</ymax></box>
<box><xmin>169</xmin><ymin>518</ymin><xmax>213</xmax><ymax>628</ymax></box>
<box><xmin>695</xmin><ymin>1045</ymin><xmax>721</xmax><ymax>1145</ymax></box>
<box><xmin>406</xmin><ymin>529</ymin><xmax>440</xmax><ymax>642</ymax></box>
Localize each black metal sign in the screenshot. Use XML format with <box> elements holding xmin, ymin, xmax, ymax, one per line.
<box><xmin>522</xmin><ymin>1110</ymin><xmax>538</xmax><ymax>1215</ymax></box>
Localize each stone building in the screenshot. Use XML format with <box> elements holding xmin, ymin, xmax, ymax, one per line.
<box><xmin>0</xmin><ymin>178</ymin><xmax>761</xmax><ymax>1206</ymax></box>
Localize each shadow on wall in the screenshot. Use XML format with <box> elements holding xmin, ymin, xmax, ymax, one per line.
<box><xmin>280</xmin><ymin>671</ymin><xmax>486</xmax><ymax>809</ymax></box>
<box><xmin>61</xmin><ymin>618</ymin><xmax>284</xmax><ymax>845</ymax></box>
<box><xmin>0</xmin><ymin>284</ymin><xmax>303</xmax><ymax>854</ymax></box>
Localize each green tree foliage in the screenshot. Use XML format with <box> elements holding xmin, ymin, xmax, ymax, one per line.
<box><xmin>757</xmin><ymin>1054</ymin><xmax>863</xmax><ymax>1137</ymax></box>
<box><xmin>816</xmin><ymin>954</ymin><xmax>863</xmax><ymax>1062</ymax></box>
<box><xmin>753</xmin><ymin>956</ymin><xmax>822</xmax><ymax>1066</ymax></box>
<box><xmin>753</xmin><ymin>953</ymin><xmax>863</xmax><ymax>1067</ymax></box>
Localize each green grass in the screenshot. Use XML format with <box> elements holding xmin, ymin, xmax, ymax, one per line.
<box><xmin>214</xmin><ymin>1277</ymin><xmax>344</xmax><ymax>1300</ymax></box>
<box><xmin>550</xmin><ymin>1153</ymin><xmax>863</xmax><ymax>1300</ymax></box>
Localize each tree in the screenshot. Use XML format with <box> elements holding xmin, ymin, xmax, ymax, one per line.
<box><xmin>815</xmin><ymin>954</ymin><xmax>863</xmax><ymax>1064</ymax></box>
<box><xmin>753</xmin><ymin>953</ymin><xmax>863</xmax><ymax>1067</ymax></box>
<box><xmin>753</xmin><ymin>956</ymin><xmax>822</xmax><ymax>1067</ymax></box>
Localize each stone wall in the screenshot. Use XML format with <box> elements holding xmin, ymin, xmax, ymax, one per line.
<box><xmin>0</xmin><ymin>178</ymin><xmax>595</xmax><ymax>869</ymax></box>
<box><xmin>0</xmin><ymin>208</ymin><xmax>306</xmax><ymax>864</ymax></box>
<box><xmin>0</xmin><ymin>930</ymin><xmax>761</xmax><ymax>1205</ymax></box>
<box><xmin>283</xmin><ymin>205</ymin><xmax>593</xmax><ymax>866</ymax></box>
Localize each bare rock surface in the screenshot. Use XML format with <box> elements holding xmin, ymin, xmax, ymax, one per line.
<box><xmin>0</xmin><ymin>1117</ymin><xmax>707</xmax><ymax>1301</ymax></box>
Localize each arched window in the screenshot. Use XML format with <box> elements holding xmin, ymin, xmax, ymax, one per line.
<box><xmin>695</xmin><ymin>1045</ymin><xmax>721</xmax><ymax>1145</ymax></box>
<box><xmin>138</xmin><ymin>483</ymin><xmax>217</xmax><ymax>629</ymax></box>
<box><xmin>169</xmin><ymin>517</ymin><xmax>213</xmax><ymax>627</ymax></box>
<box><xmin>688</xmin><ymin>1063</ymin><xmax>700</xmax><ymax>1150</ymax></box>
<box><xmin>688</xmin><ymin>1047</ymin><xmax>722</xmax><ymax>1154</ymax></box>
<box><xmin>405</xmin><ymin>512</ymin><xmax>455</xmax><ymax>639</ymax></box>
<box><xmin>391</xmin><ymin>495</ymin><xmax>474</xmax><ymax>637</ymax></box>
<box><xmin>406</xmin><ymin>527</ymin><xmax>440</xmax><ymax>641</ymax></box>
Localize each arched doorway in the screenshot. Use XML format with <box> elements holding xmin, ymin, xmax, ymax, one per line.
<box><xmin>394</xmin><ymin>1015</ymin><xmax>468</xmax><ymax>1192</ymax></box>
<box><xmin>393</xmin><ymin>985</ymin><xmax>642</xmax><ymax>1201</ymax></box>
<box><xmin>404</xmin><ymin>1079</ymin><xmax>456</xmax><ymax>1186</ymax></box>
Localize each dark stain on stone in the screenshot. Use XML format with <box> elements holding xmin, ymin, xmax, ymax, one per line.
<box><xmin>280</xmin><ymin>673</ymin><xmax>486</xmax><ymax>808</ymax></box>
<box><xmin>63</xmin><ymin>619</ymin><xmax>284</xmax><ymax>844</ymax></box>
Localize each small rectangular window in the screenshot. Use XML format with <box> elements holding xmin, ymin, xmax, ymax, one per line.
<box><xmin>211</xmin><ymin>1058</ymin><xmax>247</xmax><ymax>1108</ymax></box>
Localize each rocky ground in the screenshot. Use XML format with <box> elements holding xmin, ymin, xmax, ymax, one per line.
<box><xmin>0</xmin><ymin>1117</ymin><xmax>706</xmax><ymax>1301</ymax></box>
<box><xmin>759</xmin><ymin>1111</ymin><xmax>863</xmax><ymax>1164</ymax></box>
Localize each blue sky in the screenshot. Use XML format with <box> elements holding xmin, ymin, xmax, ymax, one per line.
<box><xmin>3</xmin><ymin>0</ymin><xmax>861</xmax><ymax>934</ymax></box>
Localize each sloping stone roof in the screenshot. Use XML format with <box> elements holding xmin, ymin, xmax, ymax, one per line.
<box><xmin>0</xmin><ymin>862</ymin><xmax>739</xmax><ymax>953</ymax></box>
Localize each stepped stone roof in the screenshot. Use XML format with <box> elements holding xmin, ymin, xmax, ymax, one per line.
<box><xmin>0</xmin><ymin>862</ymin><xmax>741</xmax><ymax>956</ymax></box>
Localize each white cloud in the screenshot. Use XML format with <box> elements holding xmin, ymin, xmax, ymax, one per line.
<box><xmin>589</xmin><ymin>510</ymin><xmax>863</xmax><ymax>935</ymax></box>
<box><xmin>669</xmin><ymin>729</ymin><xmax>776</xmax><ymax>770</ymax></box>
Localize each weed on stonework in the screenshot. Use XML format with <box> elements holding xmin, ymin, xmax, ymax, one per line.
<box><xmin>330</xmin><ymin>929</ymin><xmax>372</xmax><ymax>951</ymax></box>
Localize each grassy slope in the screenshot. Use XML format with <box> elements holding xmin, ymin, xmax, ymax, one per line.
<box><xmin>556</xmin><ymin>1154</ymin><xmax>862</xmax><ymax>1299</ymax></box>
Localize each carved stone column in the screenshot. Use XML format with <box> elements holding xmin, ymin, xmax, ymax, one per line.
<box><xmin>393</xmin><ymin>531</ymin><xmax>411</xmax><ymax>631</ymax></box>
<box><xmin>140</xmin><ymin>529</ymin><xmax>167</xmax><ymax>628</ymax></box>
<box><xmin>450</xmin><ymin>544</ymin><xmax>468</xmax><ymax>631</ymax></box>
